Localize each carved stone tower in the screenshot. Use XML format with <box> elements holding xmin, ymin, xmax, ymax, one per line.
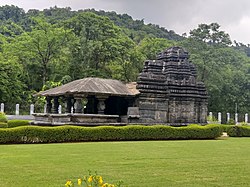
<box><xmin>136</xmin><ymin>46</ymin><xmax>208</xmax><ymax>124</ymax></box>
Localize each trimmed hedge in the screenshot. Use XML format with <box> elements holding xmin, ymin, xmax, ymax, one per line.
<box><xmin>226</xmin><ymin>125</ymin><xmax>250</xmax><ymax>137</ymax></box>
<box><xmin>0</xmin><ymin>124</ymin><xmax>222</xmax><ymax>144</ymax></box>
<box><xmin>7</xmin><ymin>120</ymin><xmax>30</xmax><ymax>128</ymax></box>
<box><xmin>0</xmin><ymin>122</ymin><xmax>8</xmax><ymax>128</ymax></box>
<box><xmin>0</xmin><ymin>112</ymin><xmax>7</xmax><ymax>123</ymax></box>
<box><xmin>218</xmin><ymin>124</ymin><xmax>233</xmax><ymax>133</ymax></box>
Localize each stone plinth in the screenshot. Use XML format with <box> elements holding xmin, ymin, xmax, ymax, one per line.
<box><xmin>31</xmin><ymin>113</ymin><xmax>120</xmax><ymax>126</ymax></box>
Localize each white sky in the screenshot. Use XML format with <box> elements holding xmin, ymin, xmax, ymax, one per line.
<box><xmin>1</xmin><ymin>0</ymin><xmax>250</xmax><ymax>44</ymax></box>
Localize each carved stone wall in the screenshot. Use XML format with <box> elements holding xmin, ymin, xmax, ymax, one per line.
<box><xmin>135</xmin><ymin>46</ymin><xmax>208</xmax><ymax>124</ymax></box>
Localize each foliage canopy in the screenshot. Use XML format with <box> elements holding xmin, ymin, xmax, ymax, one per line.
<box><xmin>1</xmin><ymin>5</ymin><xmax>250</xmax><ymax>114</ymax></box>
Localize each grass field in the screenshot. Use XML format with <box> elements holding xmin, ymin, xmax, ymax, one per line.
<box><xmin>0</xmin><ymin>138</ymin><xmax>250</xmax><ymax>187</ymax></box>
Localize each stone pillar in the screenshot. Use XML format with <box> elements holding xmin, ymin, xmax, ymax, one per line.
<box><xmin>46</xmin><ymin>97</ymin><xmax>52</xmax><ymax>113</ymax></box>
<box><xmin>44</xmin><ymin>104</ymin><xmax>47</xmax><ymax>113</ymax></box>
<box><xmin>97</xmin><ymin>96</ymin><xmax>107</xmax><ymax>114</ymax></box>
<box><xmin>201</xmin><ymin>101</ymin><xmax>208</xmax><ymax>123</ymax></box>
<box><xmin>74</xmin><ymin>97</ymin><xmax>83</xmax><ymax>113</ymax></box>
<box><xmin>218</xmin><ymin>112</ymin><xmax>222</xmax><ymax>124</ymax></box>
<box><xmin>30</xmin><ymin>104</ymin><xmax>34</xmax><ymax>115</ymax></box>
<box><xmin>52</xmin><ymin>97</ymin><xmax>59</xmax><ymax>114</ymax></box>
<box><xmin>235</xmin><ymin>113</ymin><xmax>238</xmax><ymax>124</ymax></box>
<box><xmin>58</xmin><ymin>105</ymin><xmax>62</xmax><ymax>114</ymax></box>
<box><xmin>1</xmin><ymin>103</ymin><xmax>4</xmax><ymax>113</ymax></box>
<box><xmin>15</xmin><ymin>104</ymin><xmax>19</xmax><ymax>115</ymax></box>
<box><xmin>245</xmin><ymin>113</ymin><xmax>248</xmax><ymax>123</ymax></box>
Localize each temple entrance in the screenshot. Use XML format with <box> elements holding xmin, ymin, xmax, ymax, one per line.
<box><xmin>84</xmin><ymin>95</ymin><xmax>129</xmax><ymax>116</ymax></box>
<box><xmin>105</xmin><ymin>96</ymin><xmax>128</xmax><ymax>115</ymax></box>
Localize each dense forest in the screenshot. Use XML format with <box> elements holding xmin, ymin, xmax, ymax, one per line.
<box><xmin>1</xmin><ymin>5</ymin><xmax>250</xmax><ymax>116</ymax></box>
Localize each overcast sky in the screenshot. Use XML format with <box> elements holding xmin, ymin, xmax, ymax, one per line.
<box><xmin>1</xmin><ymin>0</ymin><xmax>250</xmax><ymax>44</ymax></box>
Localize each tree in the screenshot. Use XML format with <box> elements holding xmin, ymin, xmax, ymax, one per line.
<box><xmin>40</xmin><ymin>6</ymin><xmax>76</xmax><ymax>24</ymax></box>
<box><xmin>190</xmin><ymin>23</ymin><xmax>231</xmax><ymax>46</ymax></box>
<box><xmin>0</xmin><ymin>5</ymin><xmax>25</xmax><ymax>22</ymax></box>
<box><xmin>0</xmin><ymin>20</ymin><xmax>24</xmax><ymax>37</ymax></box>
<box><xmin>85</xmin><ymin>9</ymin><xmax>182</xmax><ymax>41</ymax></box>
<box><xmin>107</xmin><ymin>36</ymin><xmax>143</xmax><ymax>81</ymax></box>
<box><xmin>65</xmin><ymin>12</ymin><xmax>131</xmax><ymax>79</ymax></box>
<box><xmin>13</xmin><ymin>17</ymin><xmax>73</xmax><ymax>86</ymax></box>
<box><xmin>137</xmin><ymin>37</ymin><xmax>176</xmax><ymax>60</ymax></box>
<box><xmin>179</xmin><ymin>37</ymin><xmax>250</xmax><ymax>114</ymax></box>
<box><xmin>0</xmin><ymin>52</ymin><xmax>25</xmax><ymax>105</ymax></box>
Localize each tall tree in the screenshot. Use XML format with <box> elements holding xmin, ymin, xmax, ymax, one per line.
<box><xmin>190</xmin><ymin>23</ymin><xmax>231</xmax><ymax>46</ymax></box>
<box><xmin>0</xmin><ymin>52</ymin><xmax>24</xmax><ymax>105</ymax></box>
<box><xmin>179</xmin><ymin>36</ymin><xmax>250</xmax><ymax>114</ymax></box>
<box><xmin>12</xmin><ymin>17</ymin><xmax>73</xmax><ymax>86</ymax></box>
<box><xmin>0</xmin><ymin>20</ymin><xmax>24</xmax><ymax>37</ymax></box>
<box><xmin>65</xmin><ymin>12</ymin><xmax>134</xmax><ymax>79</ymax></box>
<box><xmin>137</xmin><ymin>37</ymin><xmax>176</xmax><ymax>60</ymax></box>
<box><xmin>0</xmin><ymin>5</ymin><xmax>25</xmax><ymax>22</ymax></box>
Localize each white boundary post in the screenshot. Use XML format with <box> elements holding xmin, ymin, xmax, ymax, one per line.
<box><xmin>0</xmin><ymin>103</ymin><xmax>4</xmax><ymax>113</ymax></box>
<box><xmin>15</xmin><ymin>104</ymin><xmax>19</xmax><ymax>115</ymax></box>
<box><xmin>30</xmin><ymin>104</ymin><xmax>34</xmax><ymax>115</ymax></box>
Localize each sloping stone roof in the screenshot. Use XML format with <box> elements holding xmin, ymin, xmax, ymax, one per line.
<box><xmin>35</xmin><ymin>77</ymin><xmax>138</xmax><ymax>97</ymax></box>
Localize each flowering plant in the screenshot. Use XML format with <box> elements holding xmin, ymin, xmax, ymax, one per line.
<box><xmin>65</xmin><ymin>171</ymin><xmax>123</xmax><ymax>187</ymax></box>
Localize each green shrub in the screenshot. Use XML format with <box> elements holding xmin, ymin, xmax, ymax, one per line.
<box><xmin>0</xmin><ymin>124</ymin><xmax>223</xmax><ymax>144</ymax></box>
<box><xmin>226</xmin><ymin>118</ymin><xmax>235</xmax><ymax>125</ymax></box>
<box><xmin>7</xmin><ymin>120</ymin><xmax>30</xmax><ymax>128</ymax></box>
<box><xmin>238</xmin><ymin>122</ymin><xmax>248</xmax><ymax>126</ymax></box>
<box><xmin>0</xmin><ymin>122</ymin><xmax>8</xmax><ymax>128</ymax></box>
<box><xmin>0</xmin><ymin>112</ymin><xmax>7</xmax><ymax>123</ymax></box>
<box><xmin>227</xmin><ymin>125</ymin><xmax>250</xmax><ymax>137</ymax></box>
<box><xmin>217</xmin><ymin>124</ymin><xmax>231</xmax><ymax>132</ymax></box>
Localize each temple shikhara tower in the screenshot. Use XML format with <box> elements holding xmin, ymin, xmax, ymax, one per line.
<box><xmin>135</xmin><ymin>46</ymin><xmax>208</xmax><ymax>124</ymax></box>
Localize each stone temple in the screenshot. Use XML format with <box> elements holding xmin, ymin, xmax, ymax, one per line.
<box><xmin>134</xmin><ymin>46</ymin><xmax>208</xmax><ymax>124</ymax></box>
<box><xmin>33</xmin><ymin>46</ymin><xmax>208</xmax><ymax>126</ymax></box>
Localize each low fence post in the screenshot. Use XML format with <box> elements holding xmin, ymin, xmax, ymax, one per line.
<box><xmin>226</xmin><ymin>113</ymin><xmax>230</xmax><ymax>123</ymax></box>
<box><xmin>218</xmin><ymin>112</ymin><xmax>221</xmax><ymax>124</ymax></box>
<box><xmin>15</xmin><ymin>104</ymin><xmax>19</xmax><ymax>115</ymax></box>
<box><xmin>235</xmin><ymin>113</ymin><xmax>238</xmax><ymax>125</ymax></box>
<box><xmin>30</xmin><ymin>104</ymin><xmax>34</xmax><ymax>115</ymax></box>
<box><xmin>1</xmin><ymin>103</ymin><xmax>4</xmax><ymax>113</ymax></box>
<box><xmin>245</xmin><ymin>113</ymin><xmax>248</xmax><ymax>123</ymax></box>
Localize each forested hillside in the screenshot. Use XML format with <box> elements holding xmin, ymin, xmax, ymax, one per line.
<box><xmin>1</xmin><ymin>5</ymin><xmax>250</xmax><ymax>115</ymax></box>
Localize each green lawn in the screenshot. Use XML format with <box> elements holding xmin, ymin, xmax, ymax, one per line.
<box><xmin>0</xmin><ymin>138</ymin><xmax>250</xmax><ymax>187</ymax></box>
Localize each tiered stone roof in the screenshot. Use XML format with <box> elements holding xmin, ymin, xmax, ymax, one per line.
<box><xmin>136</xmin><ymin>46</ymin><xmax>208</xmax><ymax>124</ymax></box>
<box><xmin>137</xmin><ymin>46</ymin><xmax>207</xmax><ymax>99</ymax></box>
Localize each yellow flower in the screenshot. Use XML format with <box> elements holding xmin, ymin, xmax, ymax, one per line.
<box><xmin>102</xmin><ymin>183</ymin><xmax>108</xmax><ymax>187</ymax></box>
<box><xmin>78</xmin><ymin>178</ymin><xmax>82</xmax><ymax>185</ymax></box>
<box><xmin>88</xmin><ymin>175</ymin><xmax>93</xmax><ymax>183</ymax></box>
<box><xmin>98</xmin><ymin>176</ymin><xmax>103</xmax><ymax>185</ymax></box>
<box><xmin>65</xmin><ymin>180</ymin><xmax>73</xmax><ymax>187</ymax></box>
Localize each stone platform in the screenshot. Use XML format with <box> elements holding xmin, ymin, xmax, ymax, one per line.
<box><xmin>31</xmin><ymin>113</ymin><xmax>122</xmax><ymax>126</ymax></box>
